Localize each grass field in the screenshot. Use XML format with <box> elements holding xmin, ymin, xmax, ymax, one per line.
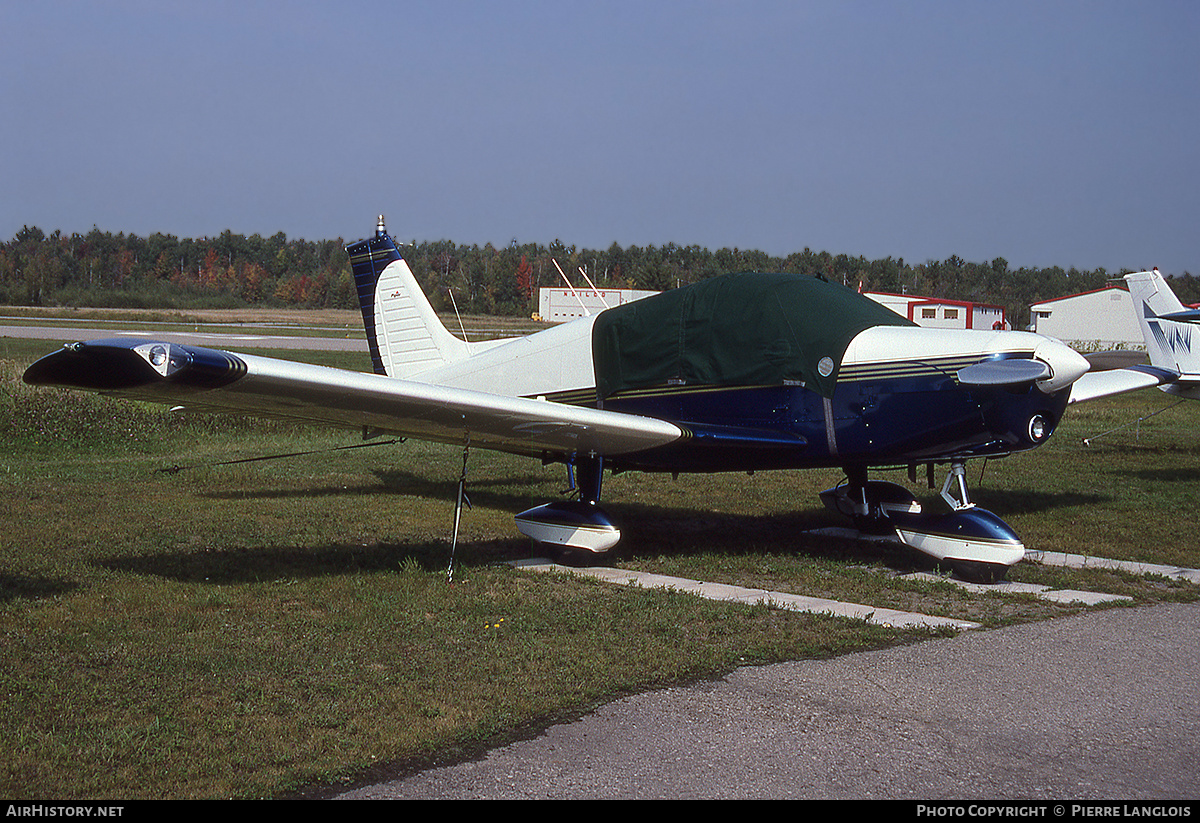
<box><xmin>1</xmin><ymin>329</ymin><xmax>1198</xmax><ymax>799</ymax></box>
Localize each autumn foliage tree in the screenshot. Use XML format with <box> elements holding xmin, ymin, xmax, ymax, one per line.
<box><xmin>2</xmin><ymin>225</ymin><xmax>1195</xmax><ymax>327</ymax></box>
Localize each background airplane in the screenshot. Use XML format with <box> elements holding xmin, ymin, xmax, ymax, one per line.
<box><xmin>26</xmin><ymin>218</ymin><xmax>1106</xmax><ymax>582</ymax></box>
<box><xmin>1069</xmin><ymin>268</ymin><xmax>1200</xmax><ymax>405</ymax></box>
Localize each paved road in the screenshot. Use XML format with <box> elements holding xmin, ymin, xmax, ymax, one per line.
<box><xmin>339</xmin><ymin>601</ymin><xmax>1200</xmax><ymax>800</ymax></box>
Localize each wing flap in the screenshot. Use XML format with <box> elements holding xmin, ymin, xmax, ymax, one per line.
<box><xmin>24</xmin><ymin>340</ymin><xmax>684</xmax><ymax>457</ymax></box>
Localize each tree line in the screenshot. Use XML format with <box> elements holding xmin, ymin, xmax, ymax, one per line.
<box><xmin>3</xmin><ymin>225</ymin><xmax>1196</xmax><ymax>328</ymax></box>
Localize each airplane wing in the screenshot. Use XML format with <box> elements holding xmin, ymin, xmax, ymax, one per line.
<box><xmin>22</xmin><ymin>339</ymin><xmax>684</xmax><ymax>457</ymax></box>
<box><xmin>1068</xmin><ymin>364</ymin><xmax>1178</xmax><ymax>404</ymax></box>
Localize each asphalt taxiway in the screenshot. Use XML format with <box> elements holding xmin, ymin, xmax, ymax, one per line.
<box><xmin>338</xmin><ymin>599</ymin><xmax>1200</xmax><ymax>800</ymax></box>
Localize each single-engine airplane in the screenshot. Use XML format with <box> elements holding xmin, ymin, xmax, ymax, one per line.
<box><xmin>27</xmin><ymin>218</ymin><xmax>1116</xmax><ymax>582</ymax></box>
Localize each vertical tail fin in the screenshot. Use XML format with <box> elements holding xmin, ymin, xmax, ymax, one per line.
<box><xmin>1125</xmin><ymin>268</ymin><xmax>1199</xmax><ymax>377</ymax></box>
<box><xmin>346</xmin><ymin>217</ymin><xmax>469</xmax><ymax>378</ymax></box>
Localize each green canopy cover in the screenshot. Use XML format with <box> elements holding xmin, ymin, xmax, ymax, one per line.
<box><xmin>591</xmin><ymin>272</ymin><xmax>914</xmax><ymax>400</ymax></box>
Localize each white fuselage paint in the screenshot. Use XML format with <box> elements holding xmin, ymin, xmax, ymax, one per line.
<box><xmin>407</xmin><ymin>319</ymin><xmax>1089</xmax><ymax>404</ymax></box>
<box><xmin>408</xmin><ymin>314</ymin><xmax>600</xmax><ymax>398</ymax></box>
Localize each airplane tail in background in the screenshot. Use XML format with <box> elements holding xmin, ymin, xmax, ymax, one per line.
<box><xmin>1125</xmin><ymin>268</ymin><xmax>1200</xmax><ymax>380</ymax></box>
<box><xmin>346</xmin><ymin>216</ymin><xmax>469</xmax><ymax>378</ymax></box>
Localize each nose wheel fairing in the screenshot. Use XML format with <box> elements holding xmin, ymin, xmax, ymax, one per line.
<box><xmin>890</xmin><ymin>507</ymin><xmax>1025</xmax><ymax>581</ymax></box>
<box><xmin>819</xmin><ymin>471</ymin><xmax>1025</xmax><ymax>582</ymax></box>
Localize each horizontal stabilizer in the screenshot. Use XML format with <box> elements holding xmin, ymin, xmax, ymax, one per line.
<box><xmin>1083</xmin><ymin>350</ymin><xmax>1148</xmax><ymax>371</ymax></box>
<box><xmin>1067</xmin><ymin>269</ymin><xmax>1200</xmax><ymax>404</ymax></box>
<box><xmin>1125</xmin><ymin>269</ymin><xmax>1198</xmax><ymax>378</ymax></box>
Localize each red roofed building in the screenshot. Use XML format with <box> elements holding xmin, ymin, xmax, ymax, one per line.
<box><xmin>864</xmin><ymin>292</ymin><xmax>1009</xmax><ymax>331</ymax></box>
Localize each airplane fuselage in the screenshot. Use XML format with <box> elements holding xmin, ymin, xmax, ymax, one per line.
<box><xmin>404</xmin><ymin>319</ymin><xmax>1083</xmax><ymax>475</ymax></box>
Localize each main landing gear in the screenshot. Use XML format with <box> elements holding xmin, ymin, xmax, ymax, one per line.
<box><xmin>820</xmin><ymin>461</ymin><xmax>1024</xmax><ymax>583</ymax></box>
<box><xmin>514</xmin><ymin>454</ymin><xmax>620</xmax><ymax>565</ymax></box>
<box><xmin>512</xmin><ymin>455</ymin><xmax>1024</xmax><ymax>581</ymax></box>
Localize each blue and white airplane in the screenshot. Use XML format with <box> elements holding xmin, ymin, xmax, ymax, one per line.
<box><xmin>26</xmin><ymin>218</ymin><xmax>1124</xmax><ymax>582</ymax></box>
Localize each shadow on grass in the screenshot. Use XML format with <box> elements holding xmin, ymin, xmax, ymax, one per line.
<box><xmin>966</xmin><ymin>488</ymin><xmax>1109</xmax><ymax>516</ymax></box>
<box><xmin>1074</xmin><ymin>441</ymin><xmax>1200</xmax><ymax>458</ymax></box>
<box><xmin>0</xmin><ymin>572</ymin><xmax>79</xmax><ymax>603</ymax></box>
<box><xmin>604</xmin><ymin>502</ymin><xmax>926</xmax><ymax>573</ymax></box>
<box><xmin>1124</xmin><ymin>466</ymin><xmax>1200</xmax><ymax>483</ymax></box>
<box><xmin>97</xmin><ymin>537</ymin><xmax>535</xmax><ymax>584</ymax></box>
<box><xmin>92</xmin><ymin>504</ymin><xmax>915</xmax><ymax>587</ymax></box>
<box><xmin>97</xmin><ymin>481</ymin><xmax>1113</xmax><ymax>586</ymax></box>
<box><xmin>200</xmin><ymin>469</ymin><xmax>555</xmax><ymax>514</ymax></box>
<box><xmin>601</xmin><ymin>486</ymin><xmax>1117</xmax><ymax>573</ymax></box>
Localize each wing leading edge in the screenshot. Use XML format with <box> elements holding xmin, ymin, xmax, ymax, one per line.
<box><xmin>23</xmin><ymin>338</ymin><xmax>684</xmax><ymax>458</ymax></box>
<box><xmin>1068</xmin><ymin>364</ymin><xmax>1178</xmax><ymax>404</ymax></box>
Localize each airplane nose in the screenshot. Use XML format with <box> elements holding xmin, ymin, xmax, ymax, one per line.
<box><xmin>1033</xmin><ymin>336</ymin><xmax>1090</xmax><ymax>393</ymax></box>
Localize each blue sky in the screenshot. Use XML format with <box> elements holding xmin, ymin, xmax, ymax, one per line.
<box><xmin>3</xmin><ymin>0</ymin><xmax>1198</xmax><ymax>274</ymax></box>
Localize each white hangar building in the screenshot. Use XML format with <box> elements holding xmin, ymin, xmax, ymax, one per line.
<box><xmin>864</xmin><ymin>292</ymin><xmax>1009</xmax><ymax>330</ymax></box>
<box><xmin>1029</xmin><ymin>286</ymin><xmax>1142</xmax><ymax>349</ymax></box>
<box><xmin>537</xmin><ymin>287</ymin><xmax>659</xmax><ymax>323</ymax></box>
<box><xmin>538</xmin><ymin>284</ymin><xmax>1014</xmax><ymax>330</ymax></box>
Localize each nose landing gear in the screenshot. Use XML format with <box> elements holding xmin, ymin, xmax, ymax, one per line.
<box><xmin>821</xmin><ymin>461</ymin><xmax>1024</xmax><ymax>583</ymax></box>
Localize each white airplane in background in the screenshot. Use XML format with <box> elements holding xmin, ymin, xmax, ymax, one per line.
<box><xmin>25</xmin><ymin>217</ymin><xmax>1144</xmax><ymax>583</ymax></box>
<box><xmin>1069</xmin><ymin>268</ymin><xmax>1200</xmax><ymax>404</ymax></box>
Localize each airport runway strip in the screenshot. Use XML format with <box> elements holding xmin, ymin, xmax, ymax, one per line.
<box><xmin>1</xmin><ymin>324</ymin><xmax>368</xmax><ymax>351</ymax></box>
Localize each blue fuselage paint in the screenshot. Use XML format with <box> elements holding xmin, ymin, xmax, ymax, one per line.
<box><xmin>602</xmin><ymin>375</ymin><xmax>1070</xmax><ymax>473</ymax></box>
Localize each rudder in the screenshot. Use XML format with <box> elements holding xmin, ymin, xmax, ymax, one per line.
<box><xmin>1125</xmin><ymin>268</ymin><xmax>1200</xmax><ymax>377</ymax></box>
